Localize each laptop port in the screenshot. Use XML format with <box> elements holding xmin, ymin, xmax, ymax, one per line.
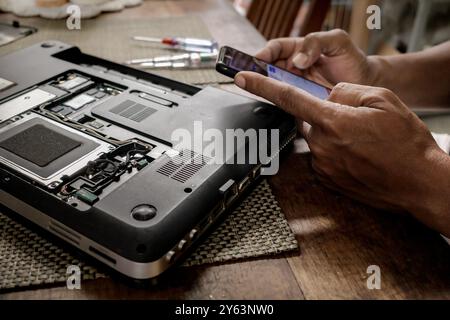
<box><xmin>251</xmin><ymin>164</ymin><xmax>262</xmax><ymax>179</ymax></box>
<box><xmin>224</xmin><ymin>183</ymin><xmax>238</xmax><ymax>206</ymax></box>
<box><xmin>211</xmin><ymin>200</ymin><xmax>225</xmax><ymax>217</ymax></box>
<box><xmin>238</xmin><ymin>175</ymin><xmax>251</xmax><ymax>193</ymax></box>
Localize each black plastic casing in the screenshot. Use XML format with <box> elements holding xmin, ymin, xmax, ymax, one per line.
<box><xmin>0</xmin><ymin>41</ymin><xmax>296</xmax><ymax>274</ymax></box>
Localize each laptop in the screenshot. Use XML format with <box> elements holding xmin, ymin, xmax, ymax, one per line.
<box><xmin>0</xmin><ymin>41</ymin><xmax>296</xmax><ymax>280</ymax></box>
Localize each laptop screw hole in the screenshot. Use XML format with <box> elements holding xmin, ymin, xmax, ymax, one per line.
<box><xmin>184</xmin><ymin>187</ymin><xmax>192</xmax><ymax>193</ymax></box>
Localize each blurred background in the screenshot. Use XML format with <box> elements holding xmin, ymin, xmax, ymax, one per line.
<box><xmin>1</xmin><ymin>0</ymin><xmax>449</xmax><ymax>129</ymax></box>
<box><xmin>2</xmin><ymin>0</ymin><xmax>449</xmax><ymax>55</ymax></box>
<box><xmin>233</xmin><ymin>0</ymin><xmax>450</xmax><ymax>55</ymax></box>
<box><xmin>231</xmin><ymin>0</ymin><xmax>450</xmax><ymax>131</ymax></box>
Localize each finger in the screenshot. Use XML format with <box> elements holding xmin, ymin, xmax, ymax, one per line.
<box><xmin>275</xmin><ymin>60</ymin><xmax>308</xmax><ymax>77</ymax></box>
<box><xmin>327</xmin><ymin>82</ymin><xmax>367</xmax><ymax>106</ymax></box>
<box><xmin>255</xmin><ymin>38</ymin><xmax>303</xmax><ymax>63</ymax></box>
<box><xmin>274</xmin><ymin>60</ymin><xmax>288</xmax><ymax>70</ymax></box>
<box><xmin>293</xmin><ymin>29</ymin><xmax>354</xmax><ymax>69</ymax></box>
<box><xmin>235</xmin><ymin>71</ymin><xmax>337</xmax><ymax>126</ymax></box>
<box><xmin>300</xmin><ymin>121</ymin><xmax>312</xmax><ymax>142</ymax></box>
<box><xmin>328</xmin><ymin>82</ymin><xmax>405</xmax><ymax>110</ymax></box>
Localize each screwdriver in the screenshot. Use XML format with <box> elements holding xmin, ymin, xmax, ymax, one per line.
<box><xmin>132</xmin><ymin>36</ymin><xmax>219</xmax><ymax>53</ymax></box>
<box><xmin>125</xmin><ymin>52</ymin><xmax>218</xmax><ymax>66</ymax></box>
<box><xmin>134</xmin><ymin>52</ymin><xmax>217</xmax><ymax>69</ymax></box>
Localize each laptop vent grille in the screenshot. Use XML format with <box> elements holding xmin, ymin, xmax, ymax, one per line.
<box><xmin>110</xmin><ymin>100</ymin><xmax>156</xmax><ymax>123</ymax></box>
<box><xmin>157</xmin><ymin>150</ymin><xmax>209</xmax><ymax>183</ymax></box>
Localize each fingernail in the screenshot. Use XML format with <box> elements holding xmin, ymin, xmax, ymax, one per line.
<box><xmin>293</xmin><ymin>53</ymin><xmax>308</xmax><ymax>68</ymax></box>
<box><xmin>234</xmin><ymin>74</ymin><xmax>246</xmax><ymax>89</ymax></box>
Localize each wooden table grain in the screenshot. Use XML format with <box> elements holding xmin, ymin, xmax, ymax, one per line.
<box><xmin>1</xmin><ymin>0</ymin><xmax>449</xmax><ymax>300</ymax></box>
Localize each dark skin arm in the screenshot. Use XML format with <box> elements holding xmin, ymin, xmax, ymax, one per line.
<box><xmin>234</xmin><ymin>30</ymin><xmax>450</xmax><ymax>237</ymax></box>
<box><xmin>255</xmin><ymin>29</ymin><xmax>450</xmax><ymax>108</ymax></box>
<box><xmin>234</xmin><ymin>75</ymin><xmax>450</xmax><ymax>238</ymax></box>
<box><xmin>371</xmin><ymin>42</ymin><xmax>450</xmax><ymax>108</ymax></box>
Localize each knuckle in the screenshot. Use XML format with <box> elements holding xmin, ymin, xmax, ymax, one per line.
<box><xmin>374</xmin><ymin>87</ymin><xmax>394</xmax><ymax>99</ymax></box>
<box><xmin>334</xmin><ymin>82</ymin><xmax>349</xmax><ymax>91</ymax></box>
<box><xmin>331</xmin><ymin>29</ymin><xmax>350</xmax><ymax>41</ymax></box>
<box><xmin>265</xmin><ymin>39</ymin><xmax>280</xmax><ymax>53</ymax></box>
<box><xmin>267</xmin><ymin>39</ymin><xmax>279</xmax><ymax>47</ymax></box>
<box><xmin>328</xmin><ymin>82</ymin><xmax>348</xmax><ymax>100</ymax></box>
<box><xmin>304</xmin><ymin>33</ymin><xmax>315</xmax><ymax>41</ymax></box>
<box><xmin>361</xmin><ymin>87</ymin><xmax>396</xmax><ymax>105</ymax></box>
<box><xmin>333</xmin><ymin>29</ymin><xmax>349</xmax><ymax>37</ymax></box>
<box><xmin>323</xmin><ymin>106</ymin><xmax>339</xmax><ymax>123</ymax></box>
<box><xmin>321</xmin><ymin>112</ymin><xmax>345</xmax><ymax>137</ymax></box>
<box><xmin>370</xmin><ymin>87</ymin><xmax>402</xmax><ymax>106</ymax></box>
<box><xmin>331</xmin><ymin>29</ymin><xmax>353</xmax><ymax>51</ymax></box>
<box><xmin>321</xmin><ymin>116</ymin><xmax>335</xmax><ymax>131</ymax></box>
<box><xmin>303</xmin><ymin>33</ymin><xmax>319</xmax><ymax>46</ymax></box>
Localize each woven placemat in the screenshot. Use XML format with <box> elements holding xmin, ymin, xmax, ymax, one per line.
<box><xmin>0</xmin><ymin>180</ymin><xmax>298</xmax><ymax>291</ymax></box>
<box><xmin>0</xmin><ymin>15</ymin><xmax>232</xmax><ymax>85</ymax></box>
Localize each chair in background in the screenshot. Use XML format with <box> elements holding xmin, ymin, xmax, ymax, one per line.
<box><xmin>245</xmin><ymin>0</ymin><xmax>331</xmax><ymax>40</ymax></box>
<box><xmin>298</xmin><ymin>0</ymin><xmax>332</xmax><ymax>36</ymax></box>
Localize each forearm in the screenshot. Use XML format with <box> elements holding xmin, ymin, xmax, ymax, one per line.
<box><xmin>368</xmin><ymin>41</ymin><xmax>450</xmax><ymax>108</ymax></box>
<box><xmin>406</xmin><ymin>147</ymin><xmax>450</xmax><ymax>238</ymax></box>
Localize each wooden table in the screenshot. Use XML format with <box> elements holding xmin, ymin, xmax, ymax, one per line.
<box><xmin>1</xmin><ymin>0</ymin><xmax>449</xmax><ymax>300</ymax></box>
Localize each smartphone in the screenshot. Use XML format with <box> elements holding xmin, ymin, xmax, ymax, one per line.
<box><xmin>216</xmin><ymin>46</ymin><xmax>331</xmax><ymax>100</ymax></box>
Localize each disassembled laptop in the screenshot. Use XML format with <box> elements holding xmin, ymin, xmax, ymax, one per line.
<box><xmin>0</xmin><ymin>41</ymin><xmax>296</xmax><ymax>280</ymax></box>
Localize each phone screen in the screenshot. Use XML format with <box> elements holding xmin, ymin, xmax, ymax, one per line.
<box><xmin>219</xmin><ymin>47</ymin><xmax>331</xmax><ymax>100</ymax></box>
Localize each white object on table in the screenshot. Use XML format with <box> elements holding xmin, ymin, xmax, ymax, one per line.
<box><xmin>0</xmin><ymin>0</ymin><xmax>142</xmax><ymax>19</ymax></box>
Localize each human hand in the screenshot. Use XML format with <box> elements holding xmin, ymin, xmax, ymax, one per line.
<box><xmin>255</xmin><ymin>29</ymin><xmax>378</xmax><ymax>88</ymax></box>
<box><xmin>235</xmin><ymin>71</ymin><xmax>450</xmax><ymax>237</ymax></box>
